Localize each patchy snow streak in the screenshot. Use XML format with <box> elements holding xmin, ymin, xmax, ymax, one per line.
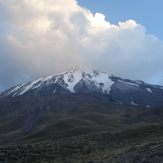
<box><xmin>146</xmin><ymin>88</ymin><xmax>152</xmax><ymax>93</ymax></box>
<box><xmin>146</xmin><ymin>105</ymin><xmax>151</xmax><ymax>108</ymax></box>
<box><xmin>0</xmin><ymin>68</ymin><xmax>115</xmax><ymax>97</ymax></box>
<box><xmin>131</xmin><ymin>97</ymin><xmax>138</xmax><ymax>106</ymax></box>
<box><xmin>63</xmin><ymin>69</ymin><xmax>82</xmax><ymax>92</ymax></box>
<box><xmin>91</xmin><ymin>71</ymin><xmax>114</xmax><ymax>93</ymax></box>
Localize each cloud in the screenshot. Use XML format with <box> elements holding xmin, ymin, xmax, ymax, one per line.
<box><xmin>0</xmin><ymin>0</ymin><xmax>163</xmax><ymax>91</ymax></box>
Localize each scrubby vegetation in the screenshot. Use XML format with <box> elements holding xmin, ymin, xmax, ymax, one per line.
<box><xmin>1</xmin><ymin>123</ymin><xmax>163</xmax><ymax>163</ymax></box>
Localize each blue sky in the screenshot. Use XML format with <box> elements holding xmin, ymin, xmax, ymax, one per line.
<box><xmin>0</xmin><ymin>0</ymin><xmax>163</xmax><ymax>92</ymax></box>
<box><xmin>77</xmin><ymin>0</ymin><xmax>163</xmax><ymax>40</ymax></box>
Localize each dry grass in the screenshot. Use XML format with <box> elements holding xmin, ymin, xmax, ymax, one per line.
<box><xmin>1</xmin><ymin>123</ymin><xmax>163</xmax><ymax>162</ymax></box>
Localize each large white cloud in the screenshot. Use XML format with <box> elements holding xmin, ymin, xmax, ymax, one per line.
<box><xmin>0</xmin><ymin>0</ymin><xmax>163</xmax><ymax>91</ymax></box>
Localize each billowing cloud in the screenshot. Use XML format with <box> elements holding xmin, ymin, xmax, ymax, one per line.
<box><xmin>0</xmin><ymin>0</ymin><xmax>163</xmax><ymax>91</ymax></box>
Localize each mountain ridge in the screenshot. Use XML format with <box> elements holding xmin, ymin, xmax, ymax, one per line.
<box><xmin>1</xmin><ymin>68</ymin><xmax>163</xmax><ymax>108</ymax></box>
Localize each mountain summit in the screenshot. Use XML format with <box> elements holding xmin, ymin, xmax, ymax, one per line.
<box><xmin>1</xmin><ymin>68</ymin><xmax>163</xmax><ymax>108</ymax></box>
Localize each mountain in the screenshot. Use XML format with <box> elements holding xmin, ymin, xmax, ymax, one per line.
<box><xmin>1</xmin><ymin>68</ymin><xmax>163</xmax><ymax>162</ymax></box>
<box><xmin>1</xmin><ymin>68</ymin><xmax>163</xmax><ymax>108</ymax></box>
<box><xmin>0</xmin><ymin>68</ymin><xmax>163</xmax><ymax>144</ymax></box>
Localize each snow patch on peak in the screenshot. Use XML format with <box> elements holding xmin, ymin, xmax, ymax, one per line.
<box><xmin>93</xmin><ymin>70</ymin><xmax>99</xmax><ymax>75</ymax></box>
<box><xmin>0</xmin><ymin>68</ymin><xmax>114</xmax><ymax>97</ymax></box>
<box><xmin>63</xmin><ymin>69</ymin><xmax>83</xmax><ymax>92</ymax></box>
<box><xmin>124</xmin><ymin>81</ymin><xmax>139</xmax><ymax>87</ymax></box>
<box><xmin>53</xmin><ymin>89</ymin><xmax>56</xmax><ymax>94</ymax></box>
<box><xmin>62</xmin><ymin>69</ymin><xmax>114</xmax><ymax>94</ymax></box>
<box><xmin>146</xmin><ymin>88</ymin><xmax>152</xmax><ymax>93</ymax></box>
<box><xmin>90</xmin><ymin>71</ymin><xmax>114</xmax><ymax>93</ymax></box>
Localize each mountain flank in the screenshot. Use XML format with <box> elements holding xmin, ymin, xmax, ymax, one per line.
<box><xmin>0</xmin><ymin>68</ymin><xmax>163</xmax><ymax>162</ymax></box>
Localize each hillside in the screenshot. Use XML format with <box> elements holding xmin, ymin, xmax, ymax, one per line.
<box><xmin>0</xmin><ymin>95</ymin><xmax>147</xmax><ymax>145</ymax></box>
<box><xmin>0</xmin><ymin>95</ymin><xmax>163</xmax><ymax>145</ymax></box>
<box><xmin>1</xmin><ymin>119</ymin><xmax>163</xmax><ymax>163</ymax></box>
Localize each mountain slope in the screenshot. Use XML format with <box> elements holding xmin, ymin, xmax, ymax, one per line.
<box><xmin>1</xmin><ymin>68</ymin><xmax>163</xmax><ymax>145</ymax></box>
<box><xmin>1</xmin><ymin>94</ymin><xmax>163</xmax><ymax>146</ymax></box>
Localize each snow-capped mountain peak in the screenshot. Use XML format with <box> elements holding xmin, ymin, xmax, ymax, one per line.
<box><xmin>0</xmin><ymin>68</ymin><xmax>113</xmax><ymax>97</ymax></box>
<box><xmin>1</xmin><ymin>68</ymin><xmax>163</xmax><ymax>108</ymax></box>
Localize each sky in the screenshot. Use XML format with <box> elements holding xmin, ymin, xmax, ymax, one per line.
<box><xmin>77</xmin><ymin>0</ymin><xmax>163</xmax><ymax>40</ymax></box>
<box><xmin>0</xmin><ymin>0</ymin><xmax>163</xmax><ymax>92</ymax></box>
